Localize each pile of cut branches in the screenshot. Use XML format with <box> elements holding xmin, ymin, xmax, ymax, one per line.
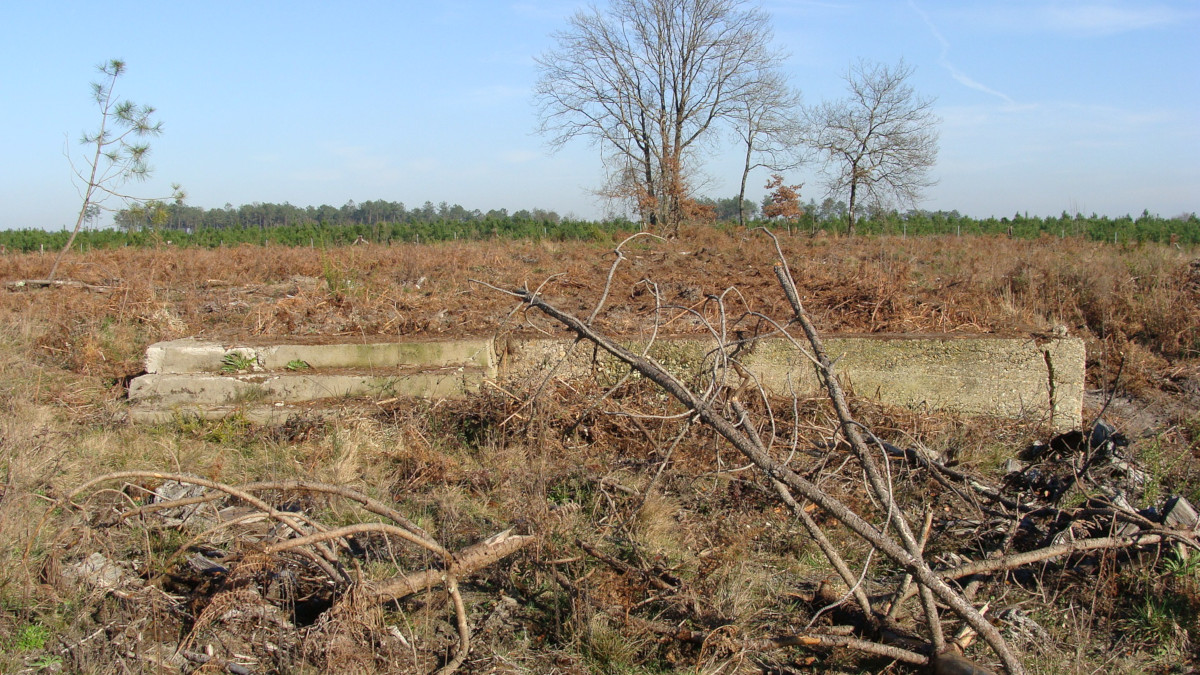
<box><xmin>478</xmin><ymin>231</ymin><xmax>1200</xmax><ymax>674</ymax></box>
<box><xmin>32</xmin><ymin>473</ymin><xmax>532</xmax><ymax>674</ymax></box>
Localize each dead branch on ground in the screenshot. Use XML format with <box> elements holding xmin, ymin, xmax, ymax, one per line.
<box><xmin>476</xmin><ymin>230</ymin><xmax>1199</xmax><ymax>674</ymax></box>
<box><xmin>35</xmin><ymin>471</ymin><xmax>534</xmax><ymax>675</ymax></box>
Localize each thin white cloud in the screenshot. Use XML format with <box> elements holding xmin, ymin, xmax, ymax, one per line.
<box><xmin>1036</xmin><ymin>2</ymin><xmax>1187</xmax><ymax>36</ymax></box>
<box><xmin>909</xmin><ymin>1</ymin><xmax>1016</xmax><ymax>106</ymax></box>
<box><xmin>942</xmin><ymin>64</ymin><xmax>1016</xmax><ymax>107</ymax></box>
<box><xmin>949</xmin><ymin>1</ymin><xmax>1197</xmax><ymax>37</ymax></box>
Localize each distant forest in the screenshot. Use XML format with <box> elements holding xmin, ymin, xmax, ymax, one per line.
<box><xmin>1</xmin><ymin>197</ymin><xmax>1196</xmax><ymax>252</ymax></box>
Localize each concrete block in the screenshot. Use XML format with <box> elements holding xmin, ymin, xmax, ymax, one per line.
<box><xmin>144</xmin><ymin>338</ymin><xmax>245</xmax><ymax>374</ymax></box>
<box><xmin>132</xmin><ymin>334</ymin><xmax>1085</xmax><ymax>430</ymax></box>
<box><xmin>130</xmin><ymin>402</ymin><xmax>371</xmax><ymax>425</ymax></box>
<box><xmin>129</xmin><ymin>368</ymin><xmax>484</xmax><ymax>407</ymax></box>
<box><xmin>1164</xmin><ymin>496</ymin><xmax>1199</xmax><ymax>531</ymax></box>
<box><xmin>500</xmin><ymin>335</ymin><xmax>1084</xmax><ymax>431</ymax></box>
<box><xmin>142</xmin><ymin>338</ymin><xmax>495</xmax><ymax>375</ymax></box>
<box><xmin>257</xmin><ymin>339</ymin><xmax>495</xmax><ymax>375</ymax></box>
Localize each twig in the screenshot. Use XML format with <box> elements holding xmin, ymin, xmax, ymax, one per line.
<box><xmin>887</xmin><ymin>509</ymin><xmax>935</xmax><ymax>620</ymax></box>
<box><xmin>579</xmin><ymin>539</ymin><xmax>678</xmax><ymax>592</ymax></box>
<box><xmin>436</xmin><ymin>575</ymin><xmax>471</xmax><ymax>675</ymax></box>
<box><xmin>615</xmin><ymin>608</ymin><xmax>928</xmax><ymax>665</ymax></box>
<box><xmin>498</xmin><ymin>255</ymin><xmax>1026</xmax><ymax>675</ymax></box>
<box><xmin>587</xmin><ymin>232</ymin><xmax>664</xmax><ymax>325</ymax></box>
<box><xmin>768</xmin><ymin>476</ymin><xmax>875</xmax><ymax>620</ymax></box>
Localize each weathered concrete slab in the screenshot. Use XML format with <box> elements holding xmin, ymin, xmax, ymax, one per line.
<box><xmin>131</xmin><ymin>334</ymin><xmax>1085</xmax><ymax>430</ymax></box>
<box><xmin>130</xmin><ymin>368</ymin><xmax>484</xmax><ymax>407</ymax></box>
<box><xmin>749</xmin><ymin>336</ymin><xmax>1084</xmax><ymax>432</ymax></box>
<box><xmin>145</xmin><ymin>338</ymin><xmax>495</xmax><ymax>375</ymax></box>
<box><xmin>128</xmin><ymin>402</ymin><xmax>381</xmax><ymax>425</ymax></box>
<box><xmin>500</xmin><ymin>335</ymin><xmax>1085</xmax><ymax>431</ymax></box>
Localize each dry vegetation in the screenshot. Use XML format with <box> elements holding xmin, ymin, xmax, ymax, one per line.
<box><xmin>1</xmin><ymin>229</ymin><xmax>1198</xmax><ymax>674</ymax></box>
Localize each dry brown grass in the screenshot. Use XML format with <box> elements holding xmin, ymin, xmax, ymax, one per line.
<box><xmin>0</xmin><ymin>232</ymin><xmax>1197</xmax><ymax>673</ymax></box>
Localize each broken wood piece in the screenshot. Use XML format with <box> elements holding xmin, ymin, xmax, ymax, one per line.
<box><xmin>1163</xmin><ymin>496</ymin><xmax>1199</xmax><ymax>531</ymax></box>
<box><xmin>5</xmin><ymin>278</ymin><xmax>114</xmax><ymax>292</ymax></box>
<box><xmin>370</xmin><ymin>529</ymin><xmax>535</xmax><ymax>603</ymax></box>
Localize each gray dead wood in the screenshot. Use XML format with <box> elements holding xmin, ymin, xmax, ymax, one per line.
<box><xmin>499</xmin><ymin>284</ymin><xmax>1024</xmax><ymax>675</ymax></box>
<box><xmin>369</xmin><ymin>529</ymin><xmax>535</xmax><ymax>603</ymax></box>
<box><xmin>1164</xmin><ymin>496</ymin><xmax>1199</xmax><ymax>531</ymax></box>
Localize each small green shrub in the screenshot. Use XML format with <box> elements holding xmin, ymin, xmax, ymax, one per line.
<box><xmin>1125</xmin><ymin>593</ymin><xmax>1192</xmax><ymax>653</ymax></box>
<box><xmin>14</xmin><ymin>623</ymin><xmax>51</xmax><ymax>651</ymax></box>
<box><xmin>1165</xmin><ymin>545</ymin><xmax>1200</xmax><ymax>580</ymax></box>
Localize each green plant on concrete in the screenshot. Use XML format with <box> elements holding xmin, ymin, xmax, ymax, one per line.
<box><xmin>230</xmin><ymin>385</ymin><xmax>267</xmax><ymax>406</ymax></box>
<box><xmin>370</xmin><ymin>377</ymin><xmax>401</xmax><ymax>399</ymax></box>
<box><xmin>200</xmin><ymin>413</ymin><xmax>253</xmax><ymax>445</ymax></box>
<box><xmin>285</xmin><ymin>359</ymin><xmax>311</xmax><ymax>371</ymax></box>
<box><xmin>220</xmin><ymin>352</ymin><xmax>256</xmax><ymax>373</ymax></box>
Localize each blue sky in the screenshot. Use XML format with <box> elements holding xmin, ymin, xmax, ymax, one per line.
<box><xmin>1</xmin><ymin>0</ymin><xmax>1196</xmax><ymax>230</ymax></box>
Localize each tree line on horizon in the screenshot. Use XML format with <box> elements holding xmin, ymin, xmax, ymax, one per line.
<box><xmin>1</xmin><ymin>198</ymin><xmax>1195</xmax><ymax>253</ymax></box>
<box><xmin>23</xmin><ymin>6</ymin><xmax>1200</xmax><ymax>267</ymax></box>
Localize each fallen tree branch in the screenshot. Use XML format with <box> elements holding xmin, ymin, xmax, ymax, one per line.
<box><xmin>370</xmin><ymin>529</ymin><xmax>535</xmax><ymax>603</ymax></box>
<box><xmin>891</xmin><ymin>532</ymin><xmax>1172</xmax><ymax>607</ymax></box>
<box><xmin>768</xmin><ymin>239</ymin><xmax>947</xmax><ymax>655</ymax></box>
<box><xmin>41</xmin><ymin>472</ymin><xmax>534</xmax><ymax>675</ymax></box>
<box><xmin>496</xmin><ymin>283</ymin><xmax>1021</xmax><ymax>674</ymax></box>
<box><xmin>607</xmin><ymin>606</ymin><xmax>929</xmax><ymax>665</ymax></box>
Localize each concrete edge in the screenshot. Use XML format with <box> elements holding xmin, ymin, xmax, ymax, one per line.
<box><xmin>145</xmin><ymin>337</ymin><xmax>495</xmax><ymax>375</ymax></box>
<box><xmin>134</xmin><ymin>335</ymin><xmax>1085</xmax><ymax>431</ymax></box>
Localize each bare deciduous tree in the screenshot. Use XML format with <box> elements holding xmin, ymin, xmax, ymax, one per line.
<box><xmin>731</xmin><ymin>69</ymin><xmax>802</xmax><ymax>226</ymax></box>
<box><xmin>803</xmin><ymin>59</ymin><xmax>939</xmax><ymax>236</ymax></box>
<box><xmin>535</xmin><ymin>0</ymin><xmax>782</xmax><ymax>237</ymax></box>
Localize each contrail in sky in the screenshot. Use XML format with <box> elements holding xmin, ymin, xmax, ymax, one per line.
<box><xmin>909</xmin><ymin>1</ymin><xmax>1016</xmax><ymax>106</ymax></box>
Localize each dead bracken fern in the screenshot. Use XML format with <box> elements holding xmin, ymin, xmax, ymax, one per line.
<box><xmin>30</xmin><ymin>472</ymin><xmax>534</xmax><ymax>675</ymax></box>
